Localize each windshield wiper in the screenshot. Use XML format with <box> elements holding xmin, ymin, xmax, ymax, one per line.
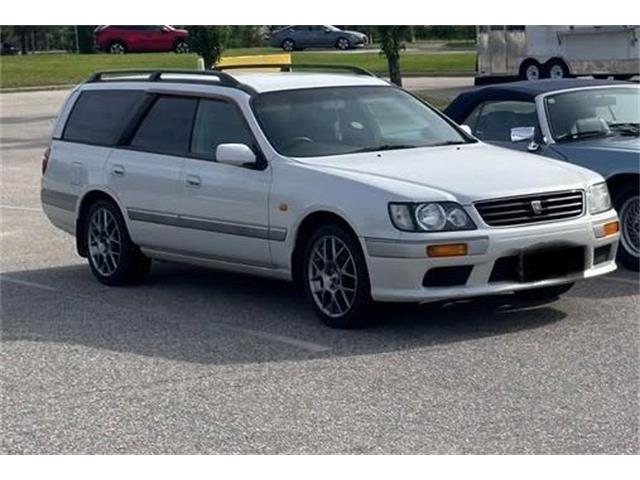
<box><xmin>352</xmin><ymin>144</ymin><xmax>419</xmax><ymax>153</ymax></box>
<box><xmin>608</xmin><ymin>122</ymin><xmax>640</xmax><ymax>136</ymax></box>
<box><xmin>556</xmin><ymin>130</ymin><xmax>610</xmax><ymax>142</ymax></box>
<box><xmin>427</xmin><ymin>140</ymin><xmax>469</xmax><ymax>147</ymax></box>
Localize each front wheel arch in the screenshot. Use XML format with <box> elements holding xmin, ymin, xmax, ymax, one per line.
<box><xmin>291</xmin><ymin>211</ymin><xmax>361</xmax><ymax>289</ymax></box>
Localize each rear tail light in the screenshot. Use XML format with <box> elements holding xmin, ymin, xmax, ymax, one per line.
<box><xmin>41</xmin><ymin>146</ymin><xmax>51</xmax><ymax>175</ymax></box>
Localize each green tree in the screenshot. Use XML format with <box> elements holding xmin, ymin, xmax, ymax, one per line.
<box><xmin>188</xmin><ymin>26</ymin><xmax>230</xmax><ymax>69</ymax></box>
<box><xmin>376</xmin><ymin>26</ymin><xmax>410</xmax><ymax>87</ymax></box>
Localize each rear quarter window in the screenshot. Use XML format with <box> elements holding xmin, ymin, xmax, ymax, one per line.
<box><xmin>62</xmin><ymin>90</ymin><xmax>145</xmax><ymax>146</ymax></box>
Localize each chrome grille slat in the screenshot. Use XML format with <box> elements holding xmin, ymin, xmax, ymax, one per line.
<box><xmin>475</xmin><ymin>190</ymin><xmax>584</xmax><ymax>227</ymax></box>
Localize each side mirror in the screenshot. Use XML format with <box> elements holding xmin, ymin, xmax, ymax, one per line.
<box><xmin>460</xmin><ymin>124</ymin><xmax>472</xmax><ymax>135</ymax></box>
<box><xmin>216</xmin><ymin>143</ymin><xmax>257</xmax><ymax>167</ymax></box>
<box><xmin>510</xmin><ymin>126</ymin><xmax>535</xmax><ymax>143</ymax></box>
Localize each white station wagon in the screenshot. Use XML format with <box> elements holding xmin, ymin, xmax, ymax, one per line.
<box><xmin>42</xmin><ymin>66</ymin><xmax>621</xmax><ymax>328</ymax></box>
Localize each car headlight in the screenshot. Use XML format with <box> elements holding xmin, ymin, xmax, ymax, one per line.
<box><xmin>389</xmin><ymin>202</ymin><xmax>476</xmax><ymax>232</ymax></box>
<box><xmin>587</xmin><ymin>182</ymin><xmax>612</xmax><ymax>215</ymax></box>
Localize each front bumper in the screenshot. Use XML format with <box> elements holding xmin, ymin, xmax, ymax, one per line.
<box><xmin>363</xmin><ymin>211</ymin><xmax>619</xmax><ymax>302</ymax></box>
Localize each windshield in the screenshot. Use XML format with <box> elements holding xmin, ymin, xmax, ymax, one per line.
<box><xmin>253</xmin><ymin>86</ymin><xmax>470</xmax><ymax>158</ymax></box>
<box><xmin>324</xmin><ymin>25</ymin><xmax>341</xmax><ymax>32</ymax></box>
<box><xmin>545</xmin><ymin>87</ymin><xmax>640</xmax><ymax>142</ymax></box>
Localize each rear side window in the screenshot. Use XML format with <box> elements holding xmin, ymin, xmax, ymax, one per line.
<box><xmin>63</xmin><ymin>90</ymin><xmax>144</xmax><ymax>146</ymax></box>
<box><xmin>190</xmin><ymin>100</ymin><xmax>253</xmax><ymax>160</ymax></box>
<box><xmin>129</xmin><ymin>96</ymin><xmax>197</xmax><ymax>156</ymax></box>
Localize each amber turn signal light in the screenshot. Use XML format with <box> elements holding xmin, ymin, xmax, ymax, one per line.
<box><xmin>427</xmin><ymin>243</ymin><xmax>468</xmax><ymax>257</ymax></box>
<box><xmin>603</xmin><ymin>221</ymin><xmax>619</xmax><ymax>236</ymax></box>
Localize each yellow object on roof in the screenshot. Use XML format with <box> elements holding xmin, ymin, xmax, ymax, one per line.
<box><xmin>216</xmin><ymin>54</ymin><xmax>292</xmax><ymax>72</ymax></box>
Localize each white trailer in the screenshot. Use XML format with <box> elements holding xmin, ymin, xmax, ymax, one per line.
<box><xmin>476</xmin><ymin>25</ymin><xmax>640</xmax><ymax>84</ymax></box>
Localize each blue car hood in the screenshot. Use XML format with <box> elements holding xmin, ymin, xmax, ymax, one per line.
<box><xmin>550</xmin><ymin>134</ymin><xmax>640</xmax><ymax>177</ymax></box>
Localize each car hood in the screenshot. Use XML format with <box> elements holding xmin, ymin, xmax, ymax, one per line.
<box><xmin>343</xmin><ymin>30</ymin><xmax>367</xmax><ymax>38</ymax></box>
<box><xmin>551</xmin><ymin>134</ymin><xmax>640</xmax><ymax>156</ymax></box>
<box><xmin>297</xmin><ymin>142</ymin><xmax>600</xmax><ymax>204</ymax></box>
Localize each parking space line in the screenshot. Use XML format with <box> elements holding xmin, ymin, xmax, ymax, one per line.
<box><xmin>0</xmin><ymin>275</ymin><xmax>331</xmax><ymax>354</ymax></box>
<box><xmin>0</xmin><ymin>205</ymin><xmax>42</xmax><ymax>212</ymax></box>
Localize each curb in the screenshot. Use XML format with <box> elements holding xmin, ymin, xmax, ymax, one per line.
<box><xmin>1</xmin><ymin>84</ymin><xmax>74</xmax><ymax>94</ymax></box>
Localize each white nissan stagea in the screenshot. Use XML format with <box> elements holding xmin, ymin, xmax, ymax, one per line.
<box><xmin>41</xmin><ymin>66</ymin><xmax>620</xmax><ymax>327</ymax></box>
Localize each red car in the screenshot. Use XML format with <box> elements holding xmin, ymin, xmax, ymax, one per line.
<box><xmin>94</xmin><ymin>25</ymin><xmax>189</xmax><ymax>54</ymax></box>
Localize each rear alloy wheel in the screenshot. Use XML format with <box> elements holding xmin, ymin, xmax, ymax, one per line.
<box><xmin>615</xmin><ymin>186</ymin><xmax>640</xmax><ymax>271</ymax></box>
<box><xmin>304</xmin><ymin>225</ymin><xmax>372</xmax><ymax>328</ymax></box>
<box><xmin>336</xmin><ymin>37</ymin><xmax>351</xmax><ymax>50</ymax></box>
<box><xmin>519</xmin><ymin>59</ymin><xmax>542</xmax><ymax>81</ymax></box>
<box><xmin>85</xmin><ymin>200</ymin><xmax>151</xmax><ymax>285</ymax></box>
<box><xmin>545</xmin><ymin>59</ymin><xmax>570</xmax><ymax>79</ymax></box>
<box><xmin>174</xmin><ymin>40</ymin><xmax>190</xmax><ymax>54</ymax></box>
<box><xmin>109</xmin><ymin>41</ymin><xmax>126</xmax><ymax>54</ymax></box>
<box><xmin>282</xmin><ymin>39</ymin><xmax>295</xmax><ymax>52</ymax></box>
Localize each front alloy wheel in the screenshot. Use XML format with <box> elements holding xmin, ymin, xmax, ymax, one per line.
<box><xmin>618</xmin><ymin>193</ymin><xmax>640</xmax><ymax>270</ymax></box>
<box><xmin>304</xmin><ymin>225</ymin><xmax>372</xmax><ymax>328</ymax></box>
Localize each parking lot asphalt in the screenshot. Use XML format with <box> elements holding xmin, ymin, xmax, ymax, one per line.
<box><xmin>1</xmin><ymin>89</ymin><xmax>638</xmax><ymax>454</ymax></box>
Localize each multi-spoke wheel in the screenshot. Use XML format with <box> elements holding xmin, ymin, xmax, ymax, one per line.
<box><xmin>174</xmin><ymin>40</ymin><xmax>190</xmax><ymax>53</ymax></box>
<box><xmin>88</xmin><ymin>207</ymin><xmax>121</xmax><ymax>277</ymax></box>
<box><xmin>614</xmin><ymin>185</ymin><xmax>640</xmax><ymax>271</ymax></box>
<box><xmin>303</xmin><ymin>224</ymin><xmax>372</xmax><ymax>328</ymax></box>
<box><xmin>85</xmin><ymin>200</ymin><xmax>151</xmax><ymax>285</ymax></box>
<box><xmin>282</xmin><ymin>39</ymin><xmax>295</xmax><ymax>51</ymax></box>
<box><xmin>336</xmin><ymin>37</ymin><xmax>351</xmax><ymax>50</ymax></box>
<box><xmin>109</xmin><ymin>41</ymin><xmax>126</xmax><ymax>54</ymax></box>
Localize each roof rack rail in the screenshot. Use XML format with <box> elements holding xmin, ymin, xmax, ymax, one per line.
<box><xmin>86</xmin><ymin>69</ymin><xmax>241</xmax><ymax>88</ymax></box>
<box><xmin>213</xmin><ymin>63</ymin><xmax>376</xmax><ymax>77</ymax></box>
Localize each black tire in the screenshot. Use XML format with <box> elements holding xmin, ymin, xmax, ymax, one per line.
<box><xmin>519</xmin><ymin>59</ymin><xmax>543</xmax><ymax>80</ymax></box>
<box><xmin>281</xmin><ymin>39</ymin><xmax>295</xmax><ymax>52</ymax></box>
<box><xmin>612</xmin><ymin>184</ymin><xmax>640</xmax><ymax>271</ymax></box>
<box><xmin>544</xmin><ymin>59</ymin><xmax>570</xmax><ymax>79</ymax></box>
<box><xmin>336</xmin><ymin>37</ymin><xmax>351</xmax><ymax>50</ymax></box>
<box><xmin>302</xmin><ymin>224</ymin><xmax>373</xmax><ymax>328</ymax></box>
<box><xmin>174</xmin><ymin>40</ymin><xmax>189</xmax><ymax>54</ymax></box>
<box><xmin>515</xmin><ymin>282</ymin><xmax>575</xmax><ymax>301</ymax></box>
<box><xmin>109</xmin><ymin>41</ymin><xmax>127</xmax><ymax>54</ymax></box>
<box><xmin>84</xmin><ymin>200</ymin><xmax>151</xmax><ymax>286</ymax></box>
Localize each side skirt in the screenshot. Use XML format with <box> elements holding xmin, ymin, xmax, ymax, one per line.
<box><xmin>140</xmin><ymin>246</ymin><xmax>292</xmax><ymax>282</ymax></box>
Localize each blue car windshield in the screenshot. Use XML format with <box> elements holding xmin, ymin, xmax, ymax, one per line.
<box><xmin>545</xmin><ymin>87</ymin><xmax>640</xmax><ymax>141</ymax></box>
<box><xmin>253</xmin><ymin>86</ymin><xmax>471</xmax><ymax>158</ymax></box>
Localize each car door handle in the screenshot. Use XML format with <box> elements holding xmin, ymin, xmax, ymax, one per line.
<box><xmin>185</xmin><ymin>174</ymin><xmax>201</xmax><ymax>187</ymax></box>
<box><xmin>111</xmin><ymin>164</ymin><xmax>125</xmax><ymax>176</ymax></box>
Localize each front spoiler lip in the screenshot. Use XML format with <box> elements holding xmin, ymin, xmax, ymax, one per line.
<box><xmin>372</xmin><ymin>260</ymin><xmax>617</xmax><ymax>303</ymax></box>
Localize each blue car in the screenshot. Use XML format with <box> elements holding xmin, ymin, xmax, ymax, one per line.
<box><xmin>445</xmin><ymin>79</ymin><xmax>639</xmax><ymax>270</ymax></box>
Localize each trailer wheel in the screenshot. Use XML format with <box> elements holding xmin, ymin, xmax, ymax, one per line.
<box><xmin>519</xmin><ymin>59</ymin><xmax>542</xmax><ymax>81</ymax></box>
<box><xmin>544</xmin><ymin>59</ymin><xmax>570</xmax><ymax>79</ymax></box>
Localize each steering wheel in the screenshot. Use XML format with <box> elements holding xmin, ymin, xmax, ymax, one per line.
<box><xmin>284</xmin><ymin>136</ymin><xmax>315</xmax><ymax>149</ymax></box>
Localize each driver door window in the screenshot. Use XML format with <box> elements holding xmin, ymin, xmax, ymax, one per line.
<box><xmin>190</xmin><ymin>99</ymin><xmax>253</xmax><ymax>160</ymax></box>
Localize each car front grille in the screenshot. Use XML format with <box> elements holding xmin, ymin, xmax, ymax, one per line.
<box><xmin>475</xmin><ymin>190</ymin><xmax>584</xmax><ymax>227</ymax></box>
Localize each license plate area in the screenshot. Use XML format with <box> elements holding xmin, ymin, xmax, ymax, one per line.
<box><xmin>519</xmin><ymin>246</ymin><xmax>585</xmax><ymax>282</ymax></box>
